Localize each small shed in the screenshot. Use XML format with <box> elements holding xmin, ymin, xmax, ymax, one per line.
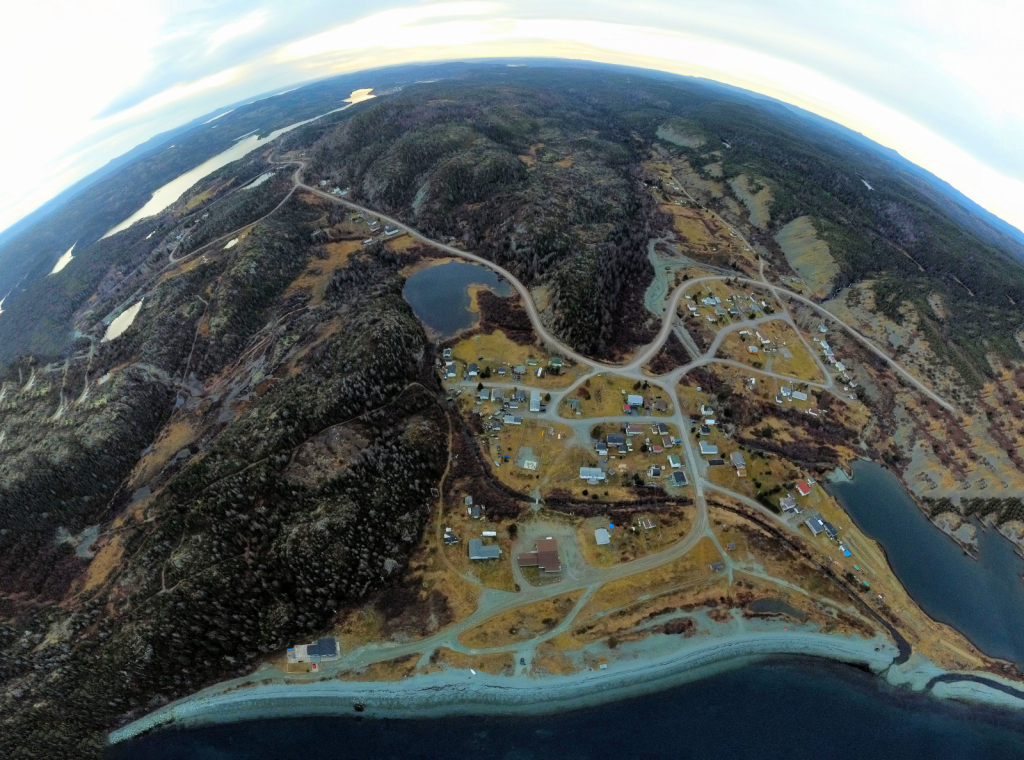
<box><xmin>594</xmin><ymin>528</ymin><xmax>611</xmax><ymax>545</ymax></box>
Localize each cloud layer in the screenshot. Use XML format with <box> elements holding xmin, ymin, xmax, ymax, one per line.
<box><xmin>1</xmin><ymin>0</ymin><xmax>1021</xmax><ymax>234</ymax></box>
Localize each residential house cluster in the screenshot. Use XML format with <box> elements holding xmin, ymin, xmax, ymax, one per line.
<box><xmin>585</xmin><ymin>420</ymin><xmax>685</xmax><ymax>486</ymax></box>
<box><xmin>685</xmin><ymin>291</ymin><xmax>771</xmax><ymax>325</ymax></box>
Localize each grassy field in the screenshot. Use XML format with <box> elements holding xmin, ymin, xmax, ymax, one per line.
<box><xmin>717</xmin><ymin>319</ymin><xmax>825</xmax><ymax>383</ymax></box>
<box><xmin>575</xmin><ymin>508</ymin><xmax>695</xmax><ymax>568</ymax></box>
<box><xmin>421</xmin><ymin>647</ymin><xmax>515</xmax><ymax>675</ymax></box>
<box><xmin>575</xmin><ymin>536</ymin><xmax>723</xmax><ymax>623</ymax></box>
<box><xmin>449</xmin><ymin>330</ymin><xmax>584</xmax><ymax>389</ymax></box>
<box><xmin>458</xmin><ymin>591</ymin><xmax>583</xmax><ymax>649</ymax></box>
<box><xmin>559</xmin><ymin>374</ymin><xmax>673</xmax><ymax>418</ymax></box>
<box><xmin>775</xmin><ymin>216</ymin><xmax>839</xmax><ymax>299</ymax></box>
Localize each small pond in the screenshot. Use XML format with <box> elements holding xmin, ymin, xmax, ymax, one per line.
<box><xmin>402</xmin><ymin>260</ymin><xmax>511</xmax><ymax>337</ymax></box>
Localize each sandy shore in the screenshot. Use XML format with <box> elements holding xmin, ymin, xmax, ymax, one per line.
<box><xmin>110</xmin><ymin>630</ymin><xmax>896</xmax><ymax>743</ymax></box>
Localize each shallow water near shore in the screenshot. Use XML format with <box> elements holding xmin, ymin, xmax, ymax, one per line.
<box><xmin>828</xmin><ymin>459</ymin><xmax>1024</xmax><ymax>664</ymax></box>
<box><xmin>106</xmin><ymin>658</ymin><xmax>1024</xmax><ymax>759</ymax></box>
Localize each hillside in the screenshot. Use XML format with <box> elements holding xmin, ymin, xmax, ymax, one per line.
<box><xmin>1</xmin><ymin>62</ymin><xmax>1024</xmax><ymax>757</ymax></box>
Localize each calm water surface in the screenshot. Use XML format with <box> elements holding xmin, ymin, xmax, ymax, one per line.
<box><xmin>403</xmin><ymin>260</ymin><xmax>511</xmax><ymax>337</ymax></box>
<box><xmin>829</xmin><ymin>460</ymin><xmax>1024</xmax><ymax>664</ymax></box>
<box><xmin>107</xmin><ymin>659</ymin><xmax>1024</xmax><ymax>759</ymax></box>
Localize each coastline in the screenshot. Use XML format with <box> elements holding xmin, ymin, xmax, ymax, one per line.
<box><xmin>110</xmin><ymin>631</ymin><xmax>899</xmax><ymax>743</ymax></box>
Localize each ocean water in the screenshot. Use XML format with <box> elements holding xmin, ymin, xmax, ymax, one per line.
<box><xmin>829</xmin><ymin>460</ymin><xmax>1024</xmax><ymax>664</ymax></box>
<box><xmin>107</xmin><ymin>658</ymin><xmax>1024</xmax><ymax>759</ymax></box>
<box><xmin>402</xmin><ymin>260</ymin><xmax>511</xmax><ymax>337</ymax></box>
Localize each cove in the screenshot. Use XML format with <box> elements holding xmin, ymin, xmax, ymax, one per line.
<box><xmin>829</xmin><ymin>460</ymin><xmax>1024</xmax><ymax>664</ymax></box>
<box><xmin>403</xmin><ymin>260</ymin><xmax>511</xmax><ymax>337</ymax></box>
<box><xmin>106</xmin><ymin>658</ymin><xmax>1024</xmax><ymax>759</ymax></box>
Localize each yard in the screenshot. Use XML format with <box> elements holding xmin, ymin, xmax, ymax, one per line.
<box><xmin>448</xmin><ymin>330</ymin><xmax>584</xmax><ymax>389</ymax></box>
<box><xmin>575</xmin><ymin>508</ymin><xmax>695</xmax><ymax>568</ymax></box>
<box><xmin>558</xmin><ymin>374</ymin><xmax>673</xmax><ymax>418</ymax></box>
<box><xmin>716</xmin><ymin>319</ymin><xmax>825</xmax><ymax>383</ymax></box>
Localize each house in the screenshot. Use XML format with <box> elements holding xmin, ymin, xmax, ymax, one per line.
<box><xmin>730</xmin><ymin>451</ymin><xmax>746</xmax><ymax>468</ymax></box>
<box><xmin>648</xmin><ymin>464</ymin><xmax>662</xmax><ymax>478</ymax></box>
<box><xmin>529</xmin><ymin>390</ymin><xmax>542</xmax><ymax>413</ymax></box>
<box><xmin>822</xmin><ymin>521</ymin><xmax>838</xmax><ymax>539</ymax></box>
<box><xmin>444</xmin><ymin>362</ymin><xmax>457</xmax><ymax>378</ymax></box>
<box><xmin>661</xmin><ymin>435</ymin><xmax>674</xmax><ymax>449</ymax></box>
<box><xmin>288</xmin><ymin>637</ymin><xmax>340</xmax><ymax>664</ymax></box>
<box><xmin>807</xmin><ymin>408</ymin><xmax>820</xmax><ymax>417</ymax></box>
<box><xmin>780</xmin><ymin>386</ymin><xmax>792</xmax><ymax>398</ymax></box>
<box><xmin>653</xmin><ymin>422</ymin><xmax>670</xmax><ymax>436</ymax></box>
<box><xmin>710</xmin><ymin>561</ymin><xmax>726</xmax><ymax>573</ymax></box>
<box><xmin>442</xmin><ymin>347</ymin><xmax>452</xmax><ymax>358</ymax></box>
<box><xmin>699</xmin><ymin>441</ymin><xmax>719</xmax><ymax>456</ymax></box>
<box><xmin>384</xmin><ymin>226</ymin><xmax>401</xmax><ymax>236</ymax></box>
<box><xmin>748</xmin><ymin>345</ymin><xmax>759</xmax><ymax>354</ymax></box>
<box><xmin>464</xmin><ymin>495</ymin><xmax>473</xmax><ymax>506</ymax></box>
<box><xmin>513</xmin><ymin>365</ymin><xmax>526</xmax><ymax>375</ymax></box>
<box><xmin>476</xmin><ymin>387</ymin><xmax>490</xmax><ymax>401</ymax></box>
<box><xmin>668</xmin><ymin>454</ymin><xmax>682</xmax><ymax>469</ymax></box>
<box><xmin>780</xmin><ymin>494</ymin><xmax>798</xmax><ymax>512</ymax></box>
<box><xmin>774</xmin><ymin>395</ymin><xmax>782</xmax><ymax>404</ymax></box>
<box><xmin>699</xmin><ymin>424</ymin><xmax>711</xmax><ymax>436</ymax></box>
<box><xmin>792</xmin><ymin>390</ymin><xmax>808</xmax><ymax>402</ymax></box>
<box><xmin>652</xmin><ymin>444</ymin><xmax>663</xmax><ymax>454</ymax></box>
<box><xmin>513</xmin><ymin>388</ymin><xmax>527</xmax><ymax>403</ymax></box>
<box><xmin>517</xmin><ymin>537</ymin><xmax>560</xmax><ymax>573</ymax></box>
<box><xmin>469</xmin><ymin>505</ymin><xmax>482</xmax><ymax>519</ymax></box>
<box><xmin>607</xmin><ymin>433</ymin><xmax>626</xmax><ymax>448</ymax></box>
<box><xmin>596</xmin><ymin>442</ymin><xmax>608</xmax><ymax>456</ymax></box>
<box><xmin>625</xmin><ymin>422</ymin><xmax>644</xmax><ymax>436</ymax></box>
<box><xmin>594</xmin><ymin>528</ymin><xmax>611</xmax><ymax>546</ymax></box>
<box><xmin>707</xmin><ymin>458</ymin><xmax>725</xmax><ymax>466</ymax></box>
<box><xmin>548</xmin><ymin>357</ymin><xmax>564</xmax><ymax>369</ymax></box>
<box><xmin>804</xmin><ymin>516</ymin><xmax>825</xmax><ymax>536</ymax></box>
<box><xmin>491</xmin><ymin>388</ymin><xmax>504</xmax><ymax>402</ymax></box>
<box><xmin>467</xmin><ymin>363</ymin><xmax>479</xmax><ymax>377</ymax></box>
<box><xmin>580</xmin><ymin>467</ymin><xmax>606</xmax><ymax>482</ymax></box>
<box><xmin>627</xmin><ymin>394</ymin><xmax>644</xmax><ymax>407</ymax></box>
<box><xmin>469</xmin><ymin>538</ymin><xmax>501</xmax><ymax>560</ymax></box>
<box><xmin>671</xmin><ymin>471</ymin><xmax>688</xmax><ymax>486</ymax></box>
<box><xmin>653</xmin><ymin>398</ymin><xmax>669</xmax><ymax>413</ymax></box>
<box><xmin>796</xmin><ymin>481</ymin><xmax>812</xmax><ymax>497</ymax></box>
<box><xmin>701</xmin><ymin>405</ymin><xmax>714</xmax><ymax>416</ymax></box>
<box><xmin>503</xmin><ymin>414</ymin><xmax>522</xmax><ymax>425</ymax></box>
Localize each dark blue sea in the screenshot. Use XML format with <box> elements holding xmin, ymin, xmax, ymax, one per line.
<box><xmin>108</xmin><ymin>658</ymin><xmax>1024</xmax><ymax>759</ymax></box>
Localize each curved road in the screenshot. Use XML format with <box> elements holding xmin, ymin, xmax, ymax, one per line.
<box><xmin>149</xmin><ymin>154</ymin><xmax>952</xmax><ymax>678</ymax></box>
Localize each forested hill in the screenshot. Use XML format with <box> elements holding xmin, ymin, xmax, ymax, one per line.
<box><xmin>1</xmin><ymin>62</ymin><xmax>1024</xmax><ymax>757</ymax></box>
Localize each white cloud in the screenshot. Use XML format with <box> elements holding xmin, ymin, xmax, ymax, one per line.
<box><xmin>0</xmin><ymin>0</ymin><xmax>1021</xmax><ymax>237</ymax></box>
<box><xmin>208</xmin><ymin>10</ymin><xmax>267</xmax><ymax>51</ymax></box>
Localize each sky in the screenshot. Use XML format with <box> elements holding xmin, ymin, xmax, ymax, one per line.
<box><xmin>1</xmin><ymin>0</ymin><xmax>1022</xmax><ymax>236</ymax></box>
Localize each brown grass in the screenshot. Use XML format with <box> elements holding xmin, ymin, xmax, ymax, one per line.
<box><xmin>458</xmin><ymin>591</ymin><xmax>583</xmax><ymax>648</ymax></box>
<box><xmin>421</xmin><ymin>647</ymin><xmax>514</xmax><ymax>675</ymax></box>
